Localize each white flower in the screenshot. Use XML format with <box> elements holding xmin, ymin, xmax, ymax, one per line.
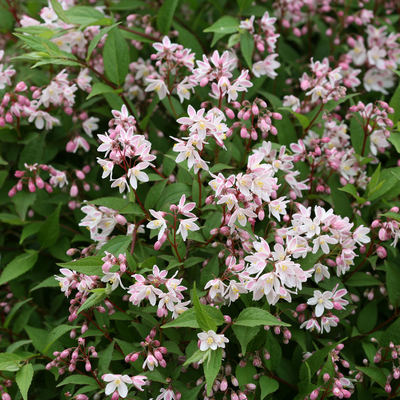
<box><xmin>101</xmin><ymin>272</ymin><xmax>125</xmax><ymax>291</ymax></box>
<box><xmin>313</xmin><ymin>263</ymin><xmax>330</xmax><ymax>283</ymax></box>
<box><xmin>176</xmin><ymin>217</ymin><xmax>200</xmax><ymax>241</ymax></box>
<box><xmin>82</xmin><ymin>117</ymin><xmax>99</xmax><ymax>137</ymax></box>
<box><xmin>147</xmin><ymin>210</ymin><xmax>168</xmax><ymax>240</ymax></box>
<box><xmin>103</xmin><ymin>374</ymin><xmax>132</xmax><ymax>398</ymax></box>
<box><xmin>197</xmin><ymin>330</ymin><xmax>229</xmax><ymax>351</ymax></box>
<box><xmin>145</xmin><ymin>78</ymin><xmax>169</xmax><ymax>99</ymax></box>
<box><xmin>307</xmin><ymin>290</ymin><xmax>334</xmax><ymax>317</ymax></box>
<box><xmin>127</xmin><ymin>163</ymin><xmax>149</xmax><ymax>190</ymax></box>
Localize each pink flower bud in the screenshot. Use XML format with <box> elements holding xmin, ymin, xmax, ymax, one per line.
<box><xmin>226</xmin><ymin>108</ymin><xmax>235</xmax><ymax>119</ymax></box>
<box><xmin>2</xmin><ymin>393</ymin><xmax>12</xmax><ymax>400</ymax></box>
<box><xmin>310</xmin><ymin>389</ymin><xmax>319</xmax><ymax>400</ymax></box>
<box><xmin>85</xmin><ymin>361</ymin><xmax>91</xmax><ymax>371</ymax></box>
<box><xmin>28</xmin><ymin>179</ymin><xmax>36</xmax><ymax>193</ymax></box>
<box><xmin>70</xmin><ymin>184</ymin><xmax>78</xmax><ymax>197</ymax></box>
<box><xmin>76</xmin><ymin>395</ymin><xmax>89</xmax><ymax>400</ymax></box>
<box><xmin>15</xmin><ymin>81</ymin><xmax>27</xmax><ymax>92</ymax></box>
<box><xmin>111</xmin><ymin>391</ymin><xmax>119</xmax><ymax>400</ymax></box>
<box><xmin>385</xmin><ymin>383</ymin><xmax>392</xmax><ymax>393</ymax></box>
<box><xmin>60</xmin><ymin>349</ymin><xmax>70</xmax><ymax>359</ymax></box>
<box><xmin>8</xmin><ymin>187</ymin><xmax>17</xmax><ymax>197</ymax></box>
<box><xmin>5</xmin><ymin>112</ymin><xmax>12</xmax><ymax>123</ymax></box>
<box><xmin>130</xmin><ymin>352</ymin><xmax>139</xmax><ymax>362</ymax></box>
<box><xmin>376</xmin><ymin>246</ymin><xmax>387</xmax><ymax>259</ymax></box>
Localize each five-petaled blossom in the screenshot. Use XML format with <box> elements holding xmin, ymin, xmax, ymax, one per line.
<box><xmin>197</xmin><ymin>330</ymin><xmax>229</xmax><ymax>351</ymax></box>
<box><xmin>102</xmin><ymin>374</ymin><xmax>132</xmax><ymax>398</ymax></box>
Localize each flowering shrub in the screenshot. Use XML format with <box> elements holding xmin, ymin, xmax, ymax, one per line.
<box><xmin>1</xmin><ymin>0</ymin><xmax>400</xmax><ymax>399</ymax></box>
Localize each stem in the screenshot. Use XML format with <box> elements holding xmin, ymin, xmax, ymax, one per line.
<box><xmin>167</xmin><ymin>94</ymin><xmax>178</xmax><ymax>119</ymax></box>
<box><xmin>118</xmin><ymin>25</ymin><xmax>158</xmax><ymax>42</ymax></box>
<box><xmin>197</xmin><ymin>173</ymin><xmax>202</xmax><ymax>207</ymax></box>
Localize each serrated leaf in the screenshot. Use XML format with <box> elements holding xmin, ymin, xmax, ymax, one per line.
<box><xmin>50</xmin><ymin>0</ymin><xmax>69</xmax><ymax>22</ymax></box>
<box><xmin>57</xmin><ymin>375</ymin><xmax>98</xmax><ymax>387</ymax></box>
<box><xmin>209</xmin><ymin>163</ymin><xmax>235</xmax><ymax>174</ymax></box>
<box><xmin>86</xmin><ymin>82</ymin><xmax>116</xmax><ymax>99</ymax></box>
<box><xmin>30</xmin><ymin>276</ymin><xmax>62</xmax><ymax>291</ymax></box>
<box><xmin>98</xmin><ymin>340</ymin><xmax>114</xmax><ymax>375</ymax></box>
<box><xmin>204</xmin><ymin>16</ymin><xmax>239</xmax><ymax>34</ymax></box>
<box><xmin>86</xmin><ymin>23</ymin><xmax>121</xmax><ymax>61</ymax></box>
<box><xmin>205</xmin><ymin>347</ymin><xmax>222</xmax><ymax>395</ymax></box>
<box><xmin>78</xmin><ymin>290</ymin><xmax>108</xmax><ymax>314</ymax></box>
<box><xmin>103</xmin><ymin>26</ymin><xmax>129</xmax><ymax>86</ymax></box>
<box><xmin>163</xmin><ymin>306</ymin><xmax>224</xmax><ymax>329</ymax></box>
<box><xmin>6</xmin><ymin>340</ymin><xmax>32</xmax><ymax>354</ymax></box>
<box><xmin>20</xmin><ymin>222</ymin><xmax>43</xmax><ymax>244</ymax></box>
<box><xmin>235</xmin><ymin>307</ymin><xmax>290</xmax><ymax>327</ymax></box>
<box><xmin>232</xmin><ymin>324</ymin><xmax>260</xmax><ymax>354</ymax></box>
<box><xmin>0</xmin><ymin>353</ymin><xmax>22</xmax><ymax>372</ymax></box>
<box><xmin>260</xmin><ymin>376</ymin><xmax>279</xmax><ymax>399</ymax></box>
<box><xmin>156</xmin><ymin>0</ymin><xmax>179</xmax><ymax>35</ymax></box>
<box><xmin>37</xmin><ymin>203</ymin><xmax>61</xmax><ymax>248</ymax></box>
<box><xmin>356</xmin><ymin>366</ymin><xmax>387</xmax><ymax>387</ymax></box>
<box><xmin>351</xmin><ymin>114</ymin><xmax>368</xmax><ymax>156</ymax></box>
<box><xmin>344</xmin><ymin>272</ymin><xmax>381</xmax><ymax>287</ymax></box>
<box><xmin>183</xmin><ymin>349</ymin><xmax>205</xmax><ymax>367</ymax></box>
<box><xmin>100</xmin><ymin>235</ymin><xmax>132</xmax><ymax>256</ymax></box>
<box><xmin>0</xmin><ymin>251</ymin><xmax>38</xmax><ymax>286</ymax></box>
<box><xmin>385</xmin><ymin>261</ymin><xmax>400</xmax><ymax>308</ymax></box>
<box><xmin>16</xmin><ymin>363</ymin><xmax>34</xmax><ymax>400</ymax></box>
<box><xmin>11</xmin><ymin>191</ymin><xmax>37</xmax><ymax>221</ymax></box>
<box><xmin>192</xmin><ymin>283</ymin><xmax>217</xmax><ymax>332</ymax></box>
<box><xmin>57</xmin><ymin>255</ymin><xmax>104</xmax><ymax>276</ymax></box>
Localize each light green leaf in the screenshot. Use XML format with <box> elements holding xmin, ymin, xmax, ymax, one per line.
<box><xmin>109</xmin><ymin>0</ymin><xmax>146</xmax><ymax>10</ymax></box>
<box><xmin>78</xmin><ymin>289</ymin><xmax>108</xmax><ymax>314</ymax></box>
<box><xmin>86</xmin><ymin>23</ymin><xmax>121</xmax><ymax>61</ymax></box>
<box><xmin>86</xmin><ymin>82</ymin><xmax>118</xmax><ymax>100</ymax></box>
<box><xmin>6</xmin><ymin>340</ymin><xmax>32</xmax><ymax>354</ymax></box>
<box><xmin>356</xmin><ymin>366</ymin><xmax>387</xmax><ymax>387</ymax></box>
<box><xmin>50</xmin><ymin>0</ymin><xmax>69</xmax><ymax>23</ymax></box>
<box><xmin>64</xmin><ymin>6</ymin><xmax>104</xmax><ymax>25</ymax></box>
<box><xmin>0</xmin><ymin>250</ymin><xmax>38</xmax><ymax>286</ymax></box>
<box><xmin>205</xmin><ymin>348</ymin><xmax>222</xmax><ymax>395</ymax></box>
<box><xmin>204</xmin><ymin>16</ymin><xmax>239</xmax><ymax>34</ymax></box>
<box><xmin>240</xmin><ymin>30</ymin><xmax>254</xmax><ymax>69</ymax></box>
<box><xmin>103</xmin><ymin>26</ymin><xmax>129</xmax><ymax>86</ymax></box>
<box><xmin>235</xmin><ymin>307</ymin><xmax>290</xmax><ymax>327</ymax></box>
<box><xmin>0</xmin><ymin>353</ymin><xmax>22</xmax><ymax>372</ymax></box>
<box><xmin>16</xmin><ymin>363</ymin><xmax>34</xmax><ymax>400</ymax></box>
<box><xmin>100</xmin><ymin>235</ymin><xmax>132</xmax><ymax>256</ymax></box>
<box><xmin>183</xmin><ymin>349</ymin><xmax>205</xmax><ymax>367</ymax></box>
<box><xmin>232</xmin><ymin>325</ymin><xmax>260</xmax><ymax>354</ymax></box>
<box><xmin>388</xmin><ymin>131</ymin><xmax>400</xmax><ymax>153</ymax></box>
<box><xmin>278</xmin><ymin>107</ymin><xmax>310</xmax><ymax>130</ymax></box>
<box><xmin>57</xmin><ymin>255</ymin><xmax>104</xmax><ymax>276</ymax></box>
<box><xmin>192</xmin><ymin>283</ymin><xmax>217</xmax><ymax>332</ymax></box>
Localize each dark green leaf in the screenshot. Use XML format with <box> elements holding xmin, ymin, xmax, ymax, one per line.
<box><xmin>232</xmin><ymin>324</ymin><xmax>260</xmax><ymax>354</ymax></box>
<box><xmin>385</xmin><ymin>261</ymin><xmax>400</xmax><ymax>308</ymax></box>
<box><xmin>78</xmin><ymin>290</ymin><xmax>108</xmax><ymax>314</ymax></box>
<box><xmin>98</xmin><ymin>340</ymin><xmax>114</xmax><ymax>375</ymax></box>
<box><xmin>37</xmin><ymin>203</ymin><xmax>61</xmax><ymax>248</ymax></box>
<box><xmin>11</xmin><ymin>192</ymin><xmax>37</xmax><ymax>221</ymax></box>
<box><xmin>4</xmin><ymin>298</ymin><xmax>32</xmax><ymax>329</ymax></box>
<box><xmin>357</xmin><ymin>300</ymin><xmax>377</xmax><ymax>334</ymax></box>
<box><xmin>356</xmin><ymin>366</ymin><xmax>386</xmax><ymax>387</ymax></box>
<box><xmin>156</xmin><ymin>0</ymin><xmax>179</xmax><ymax>35</ymax></box>
<box><xmin>350</xmin><ymin>115</ymin><xmax>368</xmax><ymax>156</ymax></box>
<box><xmin>57</xmin><ymin>375</ymin><xmax>99</xmax><ymax>387</ymax></box>
<box><xmin>87</xmin><ymin>23</ymin><xmax>121</xmax><ymax>61</ymax></box>
<box><xmin>145</xmin><ymin>179</ymin><xmax>168</xmax><ymax>210</ymax></box>
<box><xmin>345</xmin><ymin>272</ymin><xmax>381</xmax><ymax>287</ymax></box>
<box><xmin>0</xmin><ymin>250</ymin><xmax>38</xmax><ymax>285</ymax></box>
<box><xmin>260</xmin><ymin>376</ymin><xmax>279</xmax><ymax>399</ymax></box>
<box><xmin>43</xmin><ymin>325</ymin><xmax>79</xmax><ymax>354</ymax></box>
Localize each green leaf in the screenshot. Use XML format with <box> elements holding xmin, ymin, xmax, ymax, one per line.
<box><xmin>356</xmin><ymin>366</ymin><xmax>387</xmax><ymax>387</ymax></box>
<box><xmin>145</xmin><ymin>179</ymin><xmax>168</xmax><ymax>210</ymax></box>
<box><xmin>200</xmin><ymin>255</ymin><xmax>219</xmax><ymax>288</ymax></box>
<box><xmin>235</xmin><ymin>307</ymin><xmax>290</xmax><ymax>327</ymax></box>
<box><xmin>260</xmin><ymin>376</ymin><xmax>279</xmax><ymax>399</ymax></box>
<box><xmin>86</xmin><ymin>82</ymin><xmax>117</xmax><ymax>99</ymax></box>
<box><xmin>139</xmin><ymin>95</ymin><xmax>160</xmax><ymax>129</ymax></box>
<box><xmin>183</xmin><ymin>349</ymin><xmax>205</xmax><ymax>367</ymax></box>
<box><xmin>388</xmin><ymin>131</ymin><xmax>400</xmax><ymax>153</ymax></box>
<box><xmin>11</xmin><ymin>191</ymin><xmax>37</xmax><ymax>221</ymax></box>
<box><xmin>328</xmin><ymin>175</ymin><xmax>352</xmax><ymax>218</ymax></box>
<box><xmin>43</xmin><ymin>325</ymin><xmax>79</xmax><ymax>355</ymax></box>
<box><xmin>204</xmin><ymin>16</ymin><xmax>239</xmax><ymax>34</ymax></box>
<box><xmin>87</xmin><ymin>22</ymin><xmax>121</xmax><ymax>61</ymax></box>
<box><xmin>240</xmin><ymin>30</ymin><xmax>254</xmax><ymax>69</ymax></box>
<box><xmin>119</xmin><ymin>202</ymin><xmax>145</xmax><ymax>215</ymax></box>
<box><xmin>299</xmin><ymin>340</ymin><xmax>345</xmax><ymax>382</ymax></box>
<box><xmin>228</xmin><ymin>33</ymin><xmax>240</xmax><ymax>47</ymax></box>
<box><xmin>16</xmin><ymin>363</ymin><xmax>34</xmax><ymax>400</ymax></box>
<box><xmin>57</xmin><ymin>255</ymin><xmax>104</xmax><ymax>276</ymax></box>
<box><xmin>86</xmin><ymin>197</ymin><xmax>127</xmax><ymax>210</ymax></box>
<box><xmin>57</xmin><ymin>375</ymin><xmax>99</xmax><ymax>387</ymax></box>
<box><xmin>172</xmin><ymin>20</ymin><xmax>202</xmax><ymax>59</ymax></box>
<box><xmin>264</xmin><ymin>329</ymin><xmax>282</xmax><ymax>371</ymax></box>
<box><xmin>192</xmin><ymin>283</ymin><xmax>217</xmax><ymax>332</ymax></box>
<box><xmin>78</xmin><ymin>289</ymin><xmax>108</xmax><ymax>314</ymax></box>
<box><xmin>236</xmin><ymin>362</ymin><xmax>257</xmax><ymax>387</ymax></box>
<box><xmin>0</xmin><ymin>250</ymin><xmax>38</xmax><ymax>285</ymax></box>
<box><xmin>4</xmin><ymin>298</ymin><xmax>32</xmax><ymax>329</ymax></box>
<box><xmin>344</xmin><ymin>272</ymin><xmax>381</xmax><ymax>287</ymax></box>
<box><xmin>156</xmin><ymin>0</ymin><xmax>179</xmax><ymax>35</ymax></box>
<box><xmin>100</xmin><ymin>235</ymin><xmax>132</xmax><ymax>256</ymax></box>
<box><xmin>379</xmin><ymin>211</ymin><xmax>400</xmax><ymax>223</ymax></box>
<box><xmin>50</xmin><ymin>0</ymin><xmax>69</xmax><ymax>23</ymax></box>
<box><xmin>232</xmin><ymin>325</ymin><xmax>260</xmax><ymax>354</ymax></box>
<box><xmin>350</xmin><ymin>115</ymin><xmax>368</xmax><ymax>156</ymax></box>
<box><xmin>6</xmin><ymin>340</ymin><xmax>32</xmax><ymax>354</ymax></box>
<box><xmin>279</xmin><ymin>107</ymin><xmax>310</xmax><ymax>130</ymax></box>
<box><xmin>24</xmin><ymin>326</ymin><xmax>48</xmax><ymax>353</ymax></box>
<box><xmin>64</xmin><ymin>6</ymin><xmax>104</xmax><ymax>25</ymax></box>
<box><xmin>163</xmin><ymin>306</ymin><xmax>224</xmax><ymax>329</ymax></box>
<box><xmin>37</xmin><ymin>203</ymin><xmax>61</xmax><ymax>248</ymax></box>
<box><xmin>98</xmin><ymin>340</ymin><xmax>114</xmax><ymax>376</ymax></box>
<box><xmin>0</xmin><ymin>353</ymin><xmax>22</xmax><ymax>372</ymax></box>
<box><xmin>338</xmin><ymin>184</ymin><xmax>366</xmax><ymax>204</ymax></box>
<box><xmin>103</xmin><ymin>26</ymin><xmax>129</xmax><ymax>86</ymax></box>
<box><xmin>209</xmin><ymin>163</ymin><xmax>235</xmax><ymax>174</ymax></box>
<box><xmin>109</xmin><ymin>0</ymin><xmax>146</xmax><ymax>10</ymax></box>
<box><xmin>385</xmin><ymin>261</ymin><xmax>400</xmax><ymax>308</ymax></box>
<box><xmin>357</xmin><ymin>300</ymin><xmax>377</xmax><ymax>334</ymax></box>
<box><xmin>389</xmin><ymin>78</ymin><xmax>400</xmax><ymax>124</ymax></box>
<box><xmin>205</xmin><ymin>347</ymin><xmax>222</xmax><ymax>395</ymax></box>
<box><xmin>20</xmin><ymin>222</ymin><xmax>43</xmax><ymax>244</ymax></box>
<box><xmin>156</xmin><ymin>182</ymin><xmax>191</xmax><ymax>209</ymax></box>
<box><xmin>381</xmin><ymin>316</ymin><xmax>400</xmax><ymax>347</ymax></box>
